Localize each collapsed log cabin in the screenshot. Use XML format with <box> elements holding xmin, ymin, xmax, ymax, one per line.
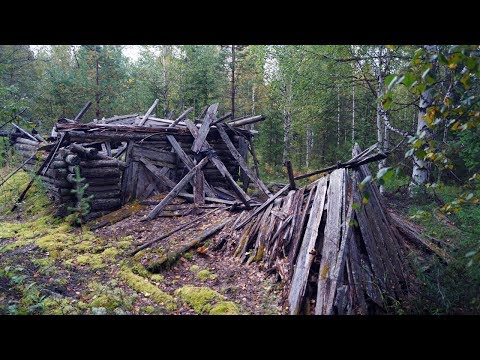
<box><xmin>1</xmin><ymin>100</ymin><xmax>449</xmax><ymax>315</ymax></box>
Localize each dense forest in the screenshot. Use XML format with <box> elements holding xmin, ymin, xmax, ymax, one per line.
<box><xmin>0</xmin><ymin>45</ymin><xmax>479</xmax><ymax>315</ymax></box>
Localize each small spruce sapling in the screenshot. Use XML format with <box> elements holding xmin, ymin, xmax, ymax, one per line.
<box><xmin>68</xmin><ymin>165</ymin><xmax>93</xmax><ymax>226</ymax></box>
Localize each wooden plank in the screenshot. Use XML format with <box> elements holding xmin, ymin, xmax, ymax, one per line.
<box><xmin>12</xmin><ymin>123</ymin><xmax>37</xmax><ymax>142</ymax></box>
<box><xmin>184</xmin><ymin>119</ymin><xmax>251</xmax><ymax>207</ymax></box>
<box><xmin>191</xmin><ymin>103</ymin><xmax>218</xmax><ymax>153</ymax></box>
<box><xmin>166</xmin><ymin>134</ymin><xmax>216</xmax><ymax>198</ymax></box>
<box><xmin>137</xmin><ymin>99</ymin><xmax>159</xmax><ymax>126</ymax></box>
<box><xmin>217</xmin><ymin>123</ymin><xmax>271</xmax><ymax>197</ymax></box>
<box><xmin>132</xmin><ymin>145</ymin><xmax>177</xmax><ymax>164</ymax></box>
<box><xmin>284</xmin><ymin>160</ymin><xmax>297</xmax><ymax>190</ymax></box>
<box><xmin>178</xmin><ymin>192</ymin><xmax>235</xmax><ymax>206</ymax></box>
<box><xmin>144</xmin><ymin>156</ymin><xmax>209</xmax><ymax>220</ymax></box>
<box><xmin>288</xmin><ymin>175</ymin><xmax>328</xmax><ymax>315</ymax></box>
<box><xmin>235</xmin><ymin>184</ymin><xmax>290</xmax><ymax>230</ymax></box>
<box><xmin>169</xmin><ymin>107</ymin><xmax>193</xmax><ymax>127</ymax></box>
<box><xmin>16</xmin><ymin>137</ymin><xmax>39</xmax><ymax>146</ymax></box>
<box><xmin>227</xmin><ymin>115</ymin><xmax>265</xmax><ymax>127</ymax></box>
<box><xmin>194</xmin><ymin>167</ymin><xmax>205</xmax><ymax>205</ymax></box>
<box><xmin>74</xmin><ymin>101</ymin><xmax>92</xmax><ymax>122</ymax></box>
<box><xmin>315</xmin><ymin>169</ymin><xmax>348</xmax><ymax>314</ymax></box>
<box><xmin>285</xmin><ymin>186</ymin><xmax>307</xmax><ymax>264</ymax></box>
<box><xmin>139</xmin><ymin>157</ymin><xmax>177</xmax><ymax>189</ymax></box>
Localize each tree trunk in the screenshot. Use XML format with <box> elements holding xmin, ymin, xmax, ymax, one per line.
<box><xmin>231</xmin><ymin>45</ymin><xmax>236</xmax><ymax>119</ymax></box>
<box><xmin>337</xmin><ymin>86</ymin><xmax>340</xmax><ymax>147</ymax></box>
<box><xmin>352</xmin><ymin>82</ymin><xmax>355</xmax><ymax>144</ymax></box>
<box><xmin>161</xmin><ymin>46</ymin><xmax>169</xmax><ymax>118</ymax></box>
<box><xmin>282</xmin><ymin>81</ymin><xmax>293</xmax><ymax>164</ymax></box>
<box><xmin>409</xmin><ymin>88</ymin><xmax>433</xmax><ymax>194</ymax></box>
<box><xmin>95</xmin><ymin>47</ymin><xmax>101</xmax><ymax>119</ymax></box>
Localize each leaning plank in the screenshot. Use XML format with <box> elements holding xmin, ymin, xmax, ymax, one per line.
<box><xmin>166</xmin><ymin>134</ymin><xmax>216</xmax><ymax>198</ymax></box>
<box><xmin>217</xmin><ymin>123</ymin><xmax>271</xmax><ymax>197</ymax></box>
<box><xmin>144</xmin><ymin>156</ymin><xmax>209</xmax><ymax>220</ymax></box>
<box><xmin>288</xmin><ymin>175</ymin><xmax>328</xmax><ymax>315</ymax></box>
<box><xmin>169</xmin><ymin>107</ymin><xmax>193</xmax><ymax>127</ymax></box>
<box><xmin>227</xmin><ymin>115</ymin><xmax>265</xmax><ymax>127</ymax></box>
<box><xmin>191</xmin><ymin>103</ymin><xmax>218</xmax><ymax>153</ymax></box>
<box><xmin>315</xmin><ymin>169</ymin><xmax>348</xmax><ymax>314</ymax></box>
<box><xmin>184</xmin><ymin>119</ymin><xmax>251</xmax><ymax>207</ymax></box>
<box><xmin>74</xmin><ymin>101</ymin><xmax>92</xmax><ymax>121</ymax></box>
<box><xmin>11</xmin><ymin>133</ymin><xmax>66</xmax><ymax>212</ymax></box>
<box><xmin>12</xmin><ymin>123</ymin><xmax>38</xmax><ymax>142</ymax></box>
<box><xmin>139</xmin><ymin>157</ymin><xmax>177</xmax><ymax>189</ymax></box>
<box><xmin>137</xmin><ymin>99</ymin><xmax>160</xmax><ymax>126</ymax></box>
<box><xmin>147</xmin><ymin>218</ymin><xmax>232</xmax><ymax>272</ymax></box>
<box><xmin>0</xmin><ymin>152</ymin><xmax>39</xmax><ymax>189</ymax></box>
<box><xmin>235</xmin><ymin>184</ymin><xmax>290</xmax><ymax>230</ymax></box>
<box><xmin>178</xmin><ymin>192</ymin><xmax>235</xmax><ymax>205</ymax></box>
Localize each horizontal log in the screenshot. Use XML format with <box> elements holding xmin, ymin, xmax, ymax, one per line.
<box><xmin>78</xmin><ymin>159</ymin><xmax>120</xmax><ymax>168</ymax></box>
<box><xmin>69</xmin><ymin>143</ymin><xmax>98</xmax><ymax>159</ymax></box>
<box><xmin>51</xmin><ymin>160</ymin><xmax>68</xmax><ymax>169</ymax></box>
<box><xmin>68</xmin><ymin>166</ymin><xmax>120</xmax><ymax>178</ymax></box>
<box><xmin>40</xmin><ymin>175</ymin><xmax>71</xmax><ymax>188</ymax></box>
<box><xmin>15</xmin><ymin>137</ymin><xmax>40</xmax><ymax>146</ymax></box>
<box><xmin>89</xmin><ymin>198</ymin><xmax>122</xmax><ymax>211</ymax></box>
<box><xmin>65</xmin><ymin>154</ymin><xmax>81</xmax><ymax>166</ymax></box>
<box><xmin>44</xmin><ymin>168</ymin><xmax>68</xmax><ymax>178</ymax></box>
<box><xmin>14</xmin><ymin>143</ymin><xmax>38</xmax><ymax>152</ymax></box>
<box><xmin>89</xmin><ymin>190</ymin><xmax>121</xmax><ymax>200</ymax></box>
<box><xmin>83</xmin><ymin>210</ymin><xmax>112</xmax><ymax>222</ymax></box>
<box><xmin>82</xmin><ymin>184</ymin><xmax>119</xmax><ymax>193</ymax></box>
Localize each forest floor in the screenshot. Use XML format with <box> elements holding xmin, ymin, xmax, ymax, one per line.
<box><xmin>0</xmin><ymin>170</ymin><xmax>286</xmax><ymax>315</ymax></box>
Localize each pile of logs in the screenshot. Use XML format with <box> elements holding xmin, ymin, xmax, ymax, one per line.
<box><xmin>213</xmin><ymin>144</ymin><xmax>448</xmax><ymax>315</ymax></box>
<box><xmin>10</xmin><ymin>124</ymin><xmax>43</xmax><ymax>172</ymax></box>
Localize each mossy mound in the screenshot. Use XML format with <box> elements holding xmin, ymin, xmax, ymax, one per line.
<box><xmin>120</xmin><ymin>267</ymin><xmax>176</xmax><ymax>311</ymax></box>
<box><xmin>209</xmin><ymin>301</ymin><xmax>240</xmax><ymax>315</ymax></box>
<box><xmin>175</xmin><ymin>285</ymin><xmax>225</xmax><ymax>314</ymax></box>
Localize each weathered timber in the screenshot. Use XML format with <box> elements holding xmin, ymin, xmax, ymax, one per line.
<box><xmin>15</xmin><ymin>137</ymin><xmax>39</xmax><ymax>146</ymax></box>
<box><xmin>12</xmin><ymin>123</ymin><xmax>38</xmax><ymax>142</ymax></box>
<box><xmin>227</xmin><ymin>115</ymin><xmax>265</xmax><ymax>127</ymax></box>
<box><xmin>284</xmin><ymin>160</ymin><xmax>297</xmax><ymax>190</ymax></box>
<box><xmin>68</xmin><ymin>167</ymin><xmax>120</xmax><ymax>178</ymax></box>
<box><xmin>139</xmin><ymin>157</ymin><xmax>177</xmax><ymax>189</ymax></box>
<box><xmin>194</xmin><ymin>166</ymin><xmax>205</xmax><ymax>205</ymax></box>
<box><xmin>192</xmin><ymin>103</ymin><xmax>218</xmax><ymax>153</ymax></box>
<box><xmin>65</xmin><ymin>154</ymin><xmax>81</xmax><ymax>166</ymax></box>
<box><xmin>217</xmin><ymin>123</ymin><xmax>271</xmax><ymax>197</ymax></box>
<box><xmin>169</xmin><ymin>107</ymin><xmax>194</xmax><ymax>127</ymax></box>
<box><xmin>315</xmin><ymin>169</ymin><xmax>347</xmax><ymax>314</ymax></box>
<box><xmin>74</xmin><ymin>101</ymin><xmax>92</xmax><ymax>121</ymax></box>
<box><xmin>85</xmin><ymin>184</ymin><xmax>121</xmax><ymax>192</ymax></box>
<box><xmin>147</xmin><ymin>218</ymin><xmax>232</xmax><ymax>272</ymax></box>
<box><xmin>86</xmin><ymin>190</ymin><xmax>121</xmax><ymax>199</ymax></box>
<box><xmin>235</xmin><ymin>184</ymin><xmax>290</xmax><ymax>230</ymax></box>
<box><xmin>137</xmin><ymin>99</ymin><xmax>160</xmax><ymax>126</ymax></box>
<box><xmin>89</xmin><ymin>198</ymin><xmax>121</xmax><ymax>211</ymax></box>
<box><xmin>288</xmin><ymin>175</ymin><xmax>328</xmax><ymax>315</ymax></box>
<box><xmin>69</xmin><ymin>143</ymin><xmax>98</xmax><ymax>159</ymax></box>
<box><xmin>78</xmin><ymin>159</ymin><xmax>120</xmax><ymax>168</ymax></box>
<box><xmin>129</xmin><ymin>207</ymin><xmax>224</xmax><ymax>256</ymax></box>
<box><xmin>51</xmin><ymin>160</ymin><xmax>67</xmax><ymax>169</ymax></box>
<box><xmin>177</xmin><ymin>192</ymin><xmax>235</xmax><ymax>205</ymax></box>
<box><xmin>144</xmin><ymin>156</ymin><xmax>209</xmax><ymax>220</ymax></box>
<box><xmin>184</xmin><ymin>119</ymin><xmax>251</xmax><ymax>207</ymax></box>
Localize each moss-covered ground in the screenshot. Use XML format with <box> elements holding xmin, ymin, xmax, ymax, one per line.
<box><xmin>0</xmin><ymin>169</ymin><xmax>285</xmax><ymax>315</ymax></box>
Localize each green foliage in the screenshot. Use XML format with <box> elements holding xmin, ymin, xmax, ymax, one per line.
<box><xmin>67</xmin><ymin>166</ymin><xmax>93</xmax><ymax>226</ymax></box>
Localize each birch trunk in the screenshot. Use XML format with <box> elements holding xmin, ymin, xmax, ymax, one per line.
<box><xmin>409</xmin><ymin>88</ymin><xmax>433</xmax><ymax>194</ymax></box>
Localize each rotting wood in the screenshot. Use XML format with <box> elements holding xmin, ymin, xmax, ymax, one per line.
<box><xmin>169</xmin><ymin>107</ymin><xmax>193</xmax><ymax>127</ymax></box>
<box><xmin>284</xmin><ymin>160</ymin><xmax>296</xmax><ymax>190</ymax></box>
<box><xmin>217</xmin><ymin>123</ymin><xmax>271</xmax><ymax>197</ymax></box>
<box><xmin>129</xmin><ymin>207</ymin><xmax>224</xmax><ymax>256</ymax></box>
<box><xmin>12</xmin><ymin>123</ymin><xmax>38</xmax><ymax>142</ymax></box>
<box><xmin>74</xmin><ymin>101</ymin><xmax>92</xmax><ymax>122</ymax></box>
<box><xmin>137</xmin><ymin>99</ymin><xmax>160</xmax><ymax>126</ymax></box>
<box><xmin>147</xmin><ymin>217</ymin><xmax>232</xmax><ymax>272</ymax></box>
<box><xmin>143</xmin><ymin>156</ymin><xmax>210</xmax><ymax>220</ymax></box>
<box><xmin>192</xmin><ymin>103</ymin><xmax>218</xmax><ymax>153</ymax></box>
<box><xmin>288</xmin><ymin>175</ymin><xmax>328</xmax><ymax>315</ymax></box>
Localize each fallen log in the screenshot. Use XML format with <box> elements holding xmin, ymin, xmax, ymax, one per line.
<box><xmin>146</xmin><ymin>218</ymin><xmax>232</xmax><ymax>272</ymax></box>
<box><xmin>137</xmin><ymin>99</ymin><xmax>160</xmax><ymax>126</ymax></box>
<box><xmin>227</xmin><ymin>115</ymin><xmax>265</xmax><ymax>127</ymax></box>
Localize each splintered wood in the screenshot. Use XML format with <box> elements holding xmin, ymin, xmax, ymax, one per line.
<box><xmin>220</xmin><ymin>144</ymin><xmax>447</xmax><ymax>315</ymax></box>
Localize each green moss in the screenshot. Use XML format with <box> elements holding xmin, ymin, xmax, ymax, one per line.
<box><xmin>143</xmin><ymin>305</ymin><xmax>155</xmax><ymax>314</ymax></box>
<box><xmin>196</xmin><ymin>269</ymin><xmax>212</xmax><ymax>281</ymax></box>
<box><xmin>183</xmin><ymin>252</ymin><xmax>193</xmax><ymax>260</ymax></box>
<box><xmin>101</xmin><ymin>247</ymin><xmax>119</xmax><ymax>259</ymax></box>
<box><xmin>209</xmin><ymin>301</ymin><xmax>240</xmax><ymax>315</ymax></box>
<box><xmin>117</xmin><ymin>240</ymin><xmax>133</xmax><ymax>250</ymax></box>
<box><xmin>175</xmin><ymin>286</ymin><xmax>224</xmax><ymax>314</ymax></box>
<box><xmin>42</xmin><ymin>297</ymin><xmax>80</xmax><ymax>315</ymax></box>
<box><xmin>120</xmin><ymin>268</ymin><xmax>176</xmax><ymax>311</ymax></box>
<box><xmin>90</xmin><ymin>294</ymin><xmax>123</xmax><ymax>311</ymax></box>
<box><xmin>150</xmin><ymin>274</ymin><xmax>164</xmax><ymax>282</ymax></box>
<box><xmin>0</xmin><ymin>238</ymin><xmax>34</xmax><ymax>253</ymax></box>
<box><xmin>76</xmin><ymin>253</ymin><xmax>105</xmax><ymax>269</ymax></box>
<box><xmin>189</xmin><ymin>265</ymin><xmax>200</xmax><ymax>273</ymax></box>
